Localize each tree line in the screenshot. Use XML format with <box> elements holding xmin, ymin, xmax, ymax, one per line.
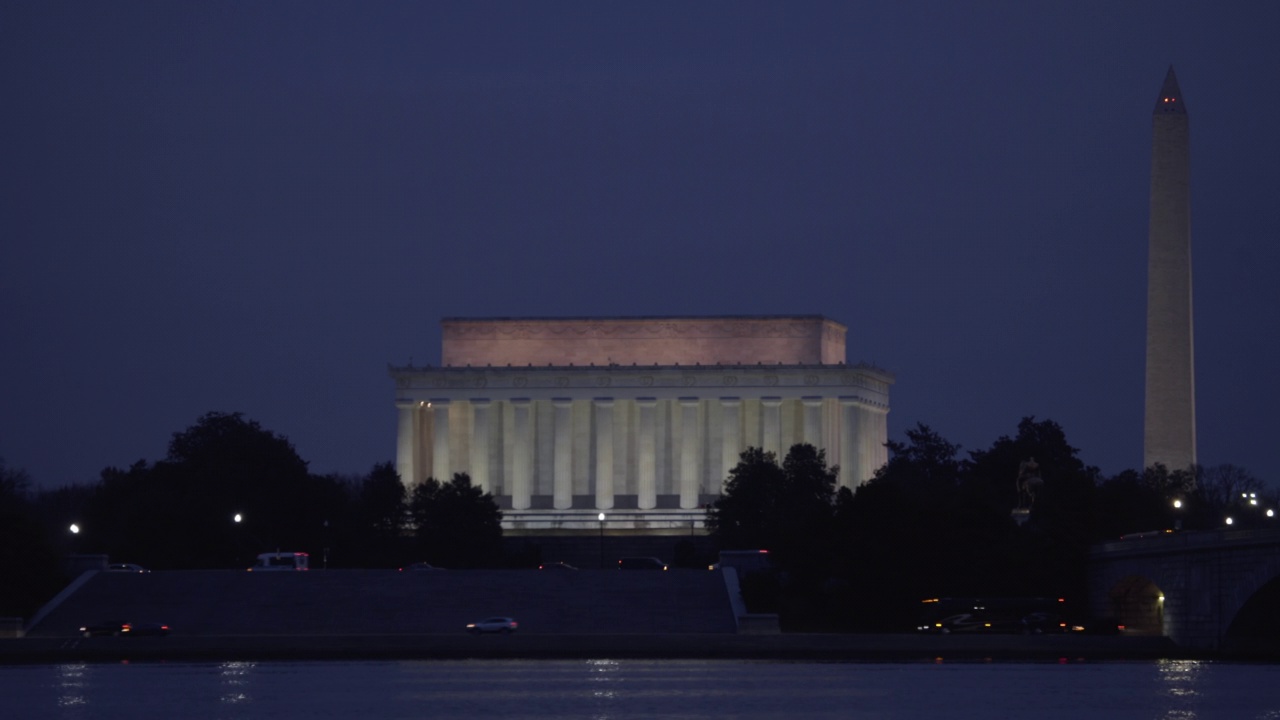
<box><xmin>0</xmin><ymin>412</ymin><xmax>503</xmax><ymax>617</ymax></box>
<box><xmin>705</xmin><ymin>417</ymin><xmax>1278</xmax><ymax>631</ymax></box>
<box><xmin>2</xmin><ymin>412</ymin><xmax>1274</xmax><ymax>627</ymax></box>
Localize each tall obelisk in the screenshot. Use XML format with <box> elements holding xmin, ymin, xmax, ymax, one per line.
<box><xmin>1143</xmin><ymin>66</ymin><xmax>1196</xmax><ymax>472</ymax></box>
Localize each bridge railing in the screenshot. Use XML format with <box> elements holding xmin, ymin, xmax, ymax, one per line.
<box><xmin>1092</xmin><ymin>527</ymin><xmax>1280</xmax><ymax>558</ymax></box>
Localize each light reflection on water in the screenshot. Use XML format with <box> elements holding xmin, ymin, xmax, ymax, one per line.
<box><xmin>219</xmin><ymin>660</ymin><xmax>254</xmax><ymax>706</ymax></box>
<box><xmin>3</xmin><ymin>658</ymin><xmax>1280</xmax><ymax>720</ymax></box>
<box><xmin>55</xmin><ymin>662</ymin><xmax>87</xmax><ymax>708</ymax></box>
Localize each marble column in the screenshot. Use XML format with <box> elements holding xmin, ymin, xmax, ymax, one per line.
<box><xmin>470</xmin><ymin>399</ymin><xmax>492</xmax><ymax>493</ymax></box>
<box><xmin>720</xmin><ymin>397</ymin><xmax>742</xmax><ymax>480</ymax></box>
<box><xmin>864</xmin><ymin>405</ymin><xmax>889</xmax><ymax>484</ymax></box>
<box><xmin>552</xmin><ymin>398</ymin><xmax>573</xmax><ymax>510</ymax></box>
<box><xmin>679</xmin><ymin>397</ymin><xmax>700</xmax><ymax>509</ymax></box>
<box><xmin>593</xmin><ymin>398</ymin><xmax>614</xmax><ymax>510</ymax></box>
<box><xmin>839</xmin><ymin>397</ymin><xmax>859</xmax><ymax>489</ymax></box>
<box><xmin>761</xmin><ymin>397</ymin><xmax>782</xmax><ymax>457</ymax></box>
<box><xmin>511</xmin><ymin>398</ymin><xmax>532</xmax><ymax>510</ymax></box>
<box><xmin>802</xmin><ymin>397</ymin><xmax>823</xmax><ymax>448</ymax></box>
<box><xmin>431</xmin><ymin>400</ymin><xmax>451</xmax><ymax>482</ymax></box>
<box><xmin>395</xmin><ymin>401</ymin><xmax>419</xmax><ymax>486</ymax></box>
<box><xmin>637</xmin><ymin>397</ymin><xmax>657</xmax><ymax>510</ymax></box>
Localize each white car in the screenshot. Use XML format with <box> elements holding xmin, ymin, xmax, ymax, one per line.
<box><xmin>466</xmin><ymin>617</ymin><xmax>518</xmax><ymax>635</ymax></box>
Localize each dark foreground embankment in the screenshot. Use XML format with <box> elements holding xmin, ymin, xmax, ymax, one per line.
<box><xmin>0</xmin><ymin>632</ymin><xmax>1190</xmax><ymax>665</ymax></box>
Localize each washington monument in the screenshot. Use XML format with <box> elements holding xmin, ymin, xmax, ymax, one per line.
<box><xmin>1143</xmin><ymin>66</ymin><xmax>1196</xmax><ymax>472</ymax></box>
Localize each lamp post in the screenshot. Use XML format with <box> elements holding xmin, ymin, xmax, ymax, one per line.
<box><xmin>598</xmin><ymin>513</ymin><xmax>605</xmax><ymax>569</ymax></box>
<box><xmin>322</xmin><ymin>519</ymin><xmax>330</xmax><ymax>570</ymax></box>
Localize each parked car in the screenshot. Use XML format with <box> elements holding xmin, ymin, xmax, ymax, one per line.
<box><xmin>107</xmin><ymin>563</ymin><xmax>149</xmax><ymax>573</ymax></box>
<box><xmin>466</xmin><ymin>617</ymin><xmax>518</xmax><ymax>635</ymax></box>
<box><xmin>538</xmin><ymin>562</ymin><xmax>577</xmax><ymax>570</ymax></box>
<box><xmin>618</xmin><ymin>557</ymin><xmax>667</xmax><ymax>570</ymax></box>
<box><xmin>79</xmin><ymin>621</ymin><xmax>170</xmax><ymax>637</ymax></box>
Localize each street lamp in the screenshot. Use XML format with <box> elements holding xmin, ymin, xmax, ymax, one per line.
<box><xmin>598</xmin><ymin>513</ymin><xmax>606</xmax><ymax>569</ymax></box>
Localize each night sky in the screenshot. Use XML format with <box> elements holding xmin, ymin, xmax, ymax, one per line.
<box><xmin>4</xmin><ymin>2</ymin><xmax>1278</xmax><ymax>490</ymax></box>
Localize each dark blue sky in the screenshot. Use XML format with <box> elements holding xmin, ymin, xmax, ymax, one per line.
<box><xmin>3</xmin><ymin>1</ymin><xmax>1278</xmax><ymax>489</ymax></box>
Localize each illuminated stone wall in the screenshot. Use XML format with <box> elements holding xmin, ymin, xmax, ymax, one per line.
<box><xmin>440</xmin><ymin>316</ymin><xmax>846</xmax><ymax>368</ymax></box>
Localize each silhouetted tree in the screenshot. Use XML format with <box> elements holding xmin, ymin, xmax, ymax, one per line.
<box><xmin>1192</xmin><ymin>464</ymin><xmax>1276</xmax><ymax>529</ymax></box>
<box><xmin>408</xmin><ymin>473</ymin><xmax>503</xmax><ymax>568</ymax></box>
<box><xmin>706</xmin><ymin>444</ymin><xmax>839</xmax><ymax>578</ymax></box>
<box><xmin>965</xmin><ymin>417</ymin><xmax>1098</xmax><ymax>600</ymax></box>
<box><xmin>340</xmin><ymin>462</ymin><xmax>409</xmax><ymax>566</ymax></box>
<box><xmin>358</xmin><ymin>462</ymin><xmax>407</xmax><ymax>537</ymax></box>
<box><xmin>840</xmin><ymin>424</ymin><xmax>973</xmax><ymax>628</ymax></box>
<box><xmin>1094</xmin><ymin>468</ymin><xmax>1175</xmax><ymax>539</ymax></box>
<box><xmin>839</xmin><ymin>419</ymin><xmax>1106</xmax><ymax>630</ymax></box>
<box><xmin>79</xmin><ymin>412</ymin><xmax>346</xmax><ymax>569</ymax></box>
<box><xmin>705</xmin><ymin>447</ymin><xmax>787</xmax><ymax>550</ymax></box>
<box><xmin>0</xmin><ymin>459</ymin><xmax>64</xmax><ymax>616</ymax></box>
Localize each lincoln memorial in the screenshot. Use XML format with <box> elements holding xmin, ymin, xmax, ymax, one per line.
<box><xmin>389</xmin><ymin>315</ymin><xmax>892</xmax><ymax>533</ymax></box>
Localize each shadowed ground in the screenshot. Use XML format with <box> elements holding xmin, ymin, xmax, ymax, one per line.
<box><xmin>3</xmin><ymin>568</ymin><xmax>1195</xmax><ymax>663</ymax></box>
<box><xmin>23</xmin><ymin>569</ymin><xmax>737</xmax><ymax>637</ymax></box>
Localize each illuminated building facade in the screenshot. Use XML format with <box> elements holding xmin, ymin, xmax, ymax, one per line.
<box><xmin>389</xmin><ymin>316</ymin><xmax>892</xmax><ymax>532</ymax></box>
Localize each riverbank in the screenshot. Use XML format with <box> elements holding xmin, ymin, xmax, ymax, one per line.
<box><xmin>0</xmin><ymin>632</ymin><xmax>1200</xmax><ymax>665</ymax></box>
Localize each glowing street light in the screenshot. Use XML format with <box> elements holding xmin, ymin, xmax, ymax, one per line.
<box><xmin>233</xmin><ymin>513</ymin><xmax>243</xmax><ymax>524</ymax></box>
<box><xmin>69</xmin><ymin>523</ymin><xmax>80</xmax><ymax>535</ymax></box>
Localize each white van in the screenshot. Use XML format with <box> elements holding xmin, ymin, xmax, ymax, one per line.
<box><xmin>248</xmin><ymin>552</ymin><xmax>309</xmax><ymax>571</ymax></box>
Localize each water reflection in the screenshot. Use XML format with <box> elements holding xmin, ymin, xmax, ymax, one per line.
<box><xmin>56</xmin><ymin>662</ymin><xmax>88</xmax><ymax>708</ymax></box>
<box><xmin>1157</xmin><ymin>659</ymin><xmax>1204</xmax><ymax>719</ymax></box>
<box><xmin>587</xmin><ymin>659</ymin><xmax>620</xmax><ymax>719</ymax></box>
<box><xmin>4</xmin><ymin>659</ymin><xmax>1279</xmax><ymax>719</ymax></box>
<box><xmin>219</xmin><ymin>660</ymin><xmax>256</xmax><ymax>705</ymax></box>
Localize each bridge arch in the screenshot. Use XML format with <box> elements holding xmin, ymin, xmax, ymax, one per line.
<box><xmin>1105</xmin><ymin>575</ymin><xmax>1164</xmax><ymax>635</ymax></box>
<box><xmin>1223</xmin><ymin>570</ymin><xmax>1280</xmax><ymax>652</ymax></box>
<box><xmin>1090</xmin><ymin>528</ymin><xmax>1280</xmax><ymax>651</ymax></box>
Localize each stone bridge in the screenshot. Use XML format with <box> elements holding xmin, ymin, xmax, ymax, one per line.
<box><xmin>1089</xmin><ymin>528</ymin><xmax>1280</xmax><ymax>652</ymax></box>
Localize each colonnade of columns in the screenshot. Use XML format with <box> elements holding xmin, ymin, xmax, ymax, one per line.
<box><xmin>396</xmin><ymin>394</ymin><xmax>887</xmax><ymax>512</ymax></box>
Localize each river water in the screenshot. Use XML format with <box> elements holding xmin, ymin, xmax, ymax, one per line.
<box><xmin>3</xmin><ymin>658</ymin><xmax>1279</xmax><ymax>719</ymax></box>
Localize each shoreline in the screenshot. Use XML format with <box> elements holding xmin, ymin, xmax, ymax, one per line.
<box><xmin>1</xmin><ymin>632</ymin><xmax>1243</xmax><ymax>665</ymax></box>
